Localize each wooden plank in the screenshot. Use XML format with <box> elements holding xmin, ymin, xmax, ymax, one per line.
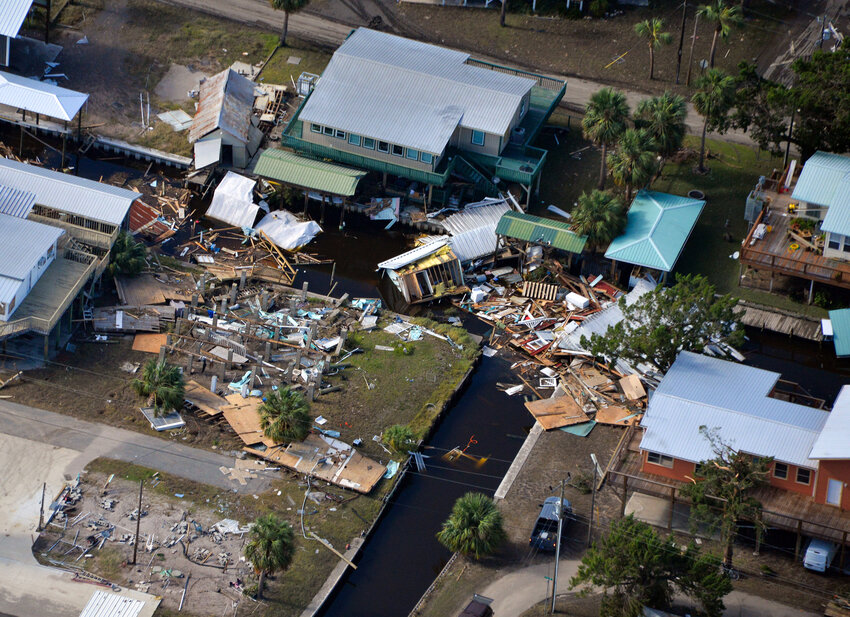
<box><xmin>132</xmin><ymin>333</ymin><xmax>168</xmax><ymax>353</ymax></box>
<box><xmin>524</xmin><ymin>396</ymin><xmax>588</xmax><ymax>430</ymax></box>
<box><xmin>184</xmin><ymin>380</ymin><xmax>228</xmax><ymax>416</ymax></box>
<box><xmin>595</xmin><ymin>406</ymin><xmax>639</xmax><ymax>426</ymax></box>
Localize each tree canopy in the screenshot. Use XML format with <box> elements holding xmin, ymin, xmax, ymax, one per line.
<box><xmin>244</xmin><ymin>513</ymin><xmax>295</xmax><ymax>599</ymax></box>
<box><xmin>570</xmin><ymin>515</ymin><xmax>731</xmax><ymax>617</ymax></box>
<box><xmin>607</xmin><ymin>128</ymin><xmax>658</xmax><ymax>202</ymax></box>
<box><xmin>697</xmin><ymin>1</ymin><xmax>743</xmax><ymax>68</ymax></box>
<box><xmin>259</xmin><ymin>387</ymin><xmax>311</xmax><ymax>444</ymax></box>
<box><xmin>571</xmin><ymin>190</ymin><xmax>626</xmax><ymax>251</ymax></box>
<box><xmin>583</xmin><ymin>88</ymin><xmax>630</xmax><ymax>189</ymax></box>
<box><xmin>634</xmin><ymin>92</ymin><xmax>687</xmax><ymax>158</ymax></box>
<box><xmin>109</xmin><ymin>231</ymin><xmax>146</xmax><ymax>277</ymax></box>
<box><xmin>436</xmin><ymin>492</ymin><xmax>506</xmax><ymax>560</ymax></box>
<box><xmin>679</xmin><ymin>427</ymin><xmax>772</xmax><ymax>568</ymax></box>
<box><xmin>732</xmin><ymin>41</ymin><xmax>850</xmax><ymax>161</ymax></box>
<box><xmin>132</xmin><ymin>359</ymin><xmax>185</xmax><ymax>416</ymax></box>
<box><xmin>582</xmin><ymin>274</ymin><xmax>744</xmax><ymax>373</ymax></box>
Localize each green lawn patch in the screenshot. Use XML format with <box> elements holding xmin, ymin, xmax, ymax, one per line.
<box><xmin>259</xmin><ymin>40</ymin><xmax>332</xmax><ymax>87</ymax></box>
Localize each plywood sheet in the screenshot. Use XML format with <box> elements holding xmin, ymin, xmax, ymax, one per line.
<box><xmin>115</xmin><ymin>274</ymin><xmax>167</xmax><ymax>306</ymax></box>
<box><xmin>184</xmin><ymin>379</ymin><xmax>228</xmax><ymax>416</ymax></box>
<box><xmin>221</xmin><ymin>397</ymin><xmax>274</xmax><ymax>446</ymax></box>
<box><xmin>525</xmin><ymin>395</ymin><xmax>588</xmax><ymax>430</ymax></box>
<box><xmin>132</xmin><ymin>333</ymin><xmax>168</xmax><ymax>354</ymax></box>
<box><xmin>619</xmin><ymin>374</ymin><xmax>646</xmax><ymax>400</ymax></box>
<box><xmin>581</xmin><ymin>367</ymin><xmax>611</xmax><ymax>388</ymax></box>
<box><xmin>595</xmin><ymin>406</ymin><xmax>640</xmax><ymax>426</ymax></box>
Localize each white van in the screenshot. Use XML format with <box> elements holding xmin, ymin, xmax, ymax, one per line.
<box><xmin>803</xmin><ymin>538</ymin><xmax>839</xmax><ymax>572</ymax></box>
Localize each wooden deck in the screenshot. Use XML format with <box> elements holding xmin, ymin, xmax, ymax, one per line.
<box><xmin>740</xmin><ymin>193</ymin><xmax>850</xmax><ymax>290</ymax></box>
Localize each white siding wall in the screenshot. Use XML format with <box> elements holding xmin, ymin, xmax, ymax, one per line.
<box><xmin>825</xmin><ymin>232</ymin><xmax>850</xmax><ymax>261</ymax></box>
<box><xmin>0</xmin><ymin>240</ymin><xmax>58</xmax><ymax>321</ymax></box>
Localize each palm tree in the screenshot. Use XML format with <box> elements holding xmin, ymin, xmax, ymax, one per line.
<box><xmin>570</xmin><ymin>190</ymin><xmax>627</xmax><ymax>251</ymax></box>
<box><xmin>108</xmin><ymin>231</ymin><xmax>146</xmax><ymax>277</ymax></box>
<box><xmin>132</xmin><ymin>359</ymin><xmax>185</xmax><ymax>417</ymax></box>
<box><xmin>607</xmin><ymin>128</ymin><xmax>659</xmax><ymax>201</ymax></box>
<box><xmin>692</xmin><ymin>68</ymin><xmax>735</xmax><ymax>172</ymax></box>
<box><xmin>697</xmin><ymin>1</ymin><xmax>743</xmax><ymax>68</ymax></box>
<box><xmin>437</xmin><ymin>492</ymin><xmax>506</xmax><ymax>560</ymax></box>
<box><xmin>634</xmin><ymin>92</ymin><xmax>687</xmax><ymax>159</ymax></box>
<box><xmin>244</xmin><ymin>514</ymin><xmax>295</xmax><ymax>599</ymax></box>
<box><xmin>634</xmin><ymin>18</ymin><xmax>673</xmax><ymax>80</ymax></box>
<box><xmin>259</xmin><ymin>387</ymin><xmax>311</xmax><ymax>444</ymax></box>
<box><xmin>499</xmin><ymin>0</ymin><xmax>507</xmax><ymax>27</ymax></box>
<box><xmin>383</xmin><ymin>424</ymin><xmax>415</xmax><ymax>455</ymax></box>
<box><xmin>269</xmin><ymin>0</ymin><xmax>310</xmax><ymax>47</ymax></box>
<box><xmin>582</xmin><ymin>88</ymin><xmax>630</xmax><ymax>190</ymax></box>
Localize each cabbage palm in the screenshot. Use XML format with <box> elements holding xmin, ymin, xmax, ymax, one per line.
<box><xmin>697</xmin><ymin>1</ymin><xmax>743</xmax><ymax>68</ymax></box>
<box><xmin>571</xmin><ymin>190</ymin><xmax>627</xmax><ymax>252</ymax></box>
<box><xmin>607</xmin><ymin>129</ymin><xmax>658</xmax><ymax>202</ymax></box>
<box><xmin>269</xmin><ymin>0</ymin><xmax>310</xmax><ymax>47</ymax></box>
<box><xmin>383</xmin><ymin>424</ymin><xmax>416</xmax><ymax>455</ymax></box>
<box><xmin>437</xmin><ymin>492</ymin><xmax>506</xmax><ymax>560</ymax></box>
<box><xmin>108</xmin><ymin>231</ymin><xmax>146</xmax><ymax>277</ymax></box>
<box><xmin>132</xmin><ymin>359</ymin><xmax>185</xmax><ymax>417</ymax></box>
<box><xmin>634</xmin><ymin>92</ymin><xmax>687</xmax><ymax>159</ymax></box>
<box><xmin>634</xmin><ymin>18</ymin><xmax>673</xmax><ymax>80</ymax></box>
<box><xmin>244</xmin><ymin>514</ymin><xmax>295</xmax><ymax>599</ymax></box>
<box><xmin>692</xmin><ymin>69</ymin><xmax>735</xmax><ymax>172</ymax></box>
<box><xmin>582</xmin><ymin>88</ymin><xmax>630</xmax><ymax>189</ymax></box>
<box><xmin>259</xmin><ymin>387</ymin><xmax>311</xmax><ymax>444</ymax></box>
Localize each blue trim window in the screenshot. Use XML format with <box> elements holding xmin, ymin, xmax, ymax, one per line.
<box><xmin>471</xmin><ymin>130</ymin><xmax>485</xmax><ymax>146</ymax></box>
<box><xmin>322</xmin><ymin>126</ymin><xmax>334</xmax><ymax>136</ymax></box>
<box><xmin>420</xmin><ymin>152</ymin><xmax>433</xmax><ymax>164</ymax></box>
<box><xmin>334</xmin><ymin>129</ymin><xmax>346</xmax><ymax>140</ymax></box>
<box><xmin>391</xmin><ymin>144</ymin><xmax>404</xmax><ymax>157</ymax></box>
<box><xmin>406</xmin><ymin>148</ymin><xmax>419</xmax><ymax>160</ymax></box>
<box><xmin>348</xmin><ymin>134</ymin><xmax>361</xmax><ymax>146</ymax></box>
<box><xmin>310</xmin><ymin>123</ymin><xmax>321</xmax><ymax>133</ymax></box>
<box><xmin>363</xmin><ymin>137</ymin><xmax>375</xmax><ymax>150</ymax></box>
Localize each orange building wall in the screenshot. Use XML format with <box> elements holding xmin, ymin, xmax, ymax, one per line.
<box><xmin>641</xmin><ymin>451</ymin><xmax>696</xmax><ymax>481</ymax></box>
<box><xmin>813</xmin><ymin>460</ymin><xmax>850</xmax><ymax>510</ymax></box>
<box><xmin>767</xmin><ymin>461</ymin><xmax>816</xmax><ymax>497</ymax></box>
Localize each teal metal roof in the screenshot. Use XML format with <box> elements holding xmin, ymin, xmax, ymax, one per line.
<box><xmin>253</xmin><ymin>149</ymin><xmax>366</xmax><ymax>197</ymax></box>
<box><xmin>495</xmin><ymin>211</ymin><xmax>587</xmax><ymax>253</ymax></box>
<box><xmin>829</xmin><ymin>308</ymin><xmax>850</xmax><ymax>358</ymax></box>
<box><xmin>604</xmin><ymin>190</ymin><xmax>705</xmax><ymax>272</ymax></box>
<box><xmin>792</xmin><ymin>152</ymin><xmax>850</xmax><ymax>237</ymax></box>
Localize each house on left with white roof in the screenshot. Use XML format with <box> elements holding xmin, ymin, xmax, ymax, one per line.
<box><xmin>0</xmin><ymin>158</ymin><xmax>140</xmax><ymax>357</ymax></box>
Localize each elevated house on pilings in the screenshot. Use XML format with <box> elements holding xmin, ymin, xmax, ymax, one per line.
<box><xmin>279</xmin><ymin>28</ymin><xmax>565</xmax><ymax>211</ymax></box>
<box><xmin>0</xmin><ymin>158</ymin><xmax>140</xmax><ymax>357</ymax></box>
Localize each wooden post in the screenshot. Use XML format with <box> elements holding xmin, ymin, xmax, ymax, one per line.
<box><xmin>158</xmin><ymin>345</ymin><xmax>166</xmax><ymax>363</ymax></box>
<box><xmin>794</xmin><ymin>519</ymin><xmax>803</xmax><ymax>561</ymax></box>
<box><xmin>303</xmin><ymin>191</ymin><xmax>309</xmax><ymax>216</ymax></box>
<box><xmin>60</xmin><ymin>133</ymin><xmax>66</xmax><ymax>168</ymax></box>
<box><xmin>261</xmin><ymin>289</ymin><xmax>269</xmax><ymax>311</ymax></box>
<box><xmin>55</xmin><ymin>318</ymin><xmax>61</xmax><ymax>350</ymax></box>
<box><xmin>226</xmin><ymin>349</ymin><xmax>233</xmax><ymax>371</ymax></box>
<box><xmin>239</xmin><ymin>269</ymin><xmax>247</xmax><ymax>290</ymax></box>
<box><xmin>230</xmin><ymin>283</ymin><xmax>238</xmax><ymax>304</ymax></box>
<box><xmin>667</xmin><ymin>486</ymin><xmax>675</xmax><ymax>530</ymax></box>
<box><xmin>131</xmin><ymin>480</ymin><xmax>143</xmax><ymax>564</ymax></box>
<box><xmin>186</xmin><ymin>354</ymin><xmax>194</xmax><ymax>374</ymax></box>
<box><xmin>620</xmin><ymin>474</ymin><xmax>628</xmax><ymax>518</ymax></box>
<box><xmin>339</xmin><ymin>201</ymin><xmax>346</xmax><ymax>230</ymax></box>
<box><xmin>212</xmin><ymin>311</ymin><xmax>218</xmax><ymax>330</ymax></box>
<box><xmin>191</xmin><ymin>293</ymin><xmax>198</xmax><ymax>308</ymax></box>
<box><xmin>301</xmin><ymin>281</ymin><xmax>308</xmax><ymax>301</ymax></box>
<box><xmin>320</xmin><ymin>195</ymin><xmax>326</xmax><ymax>224</ymax></box>
<box><xmin>264</xmin><ymin>341</ymin><xmax>271</xmax><ymax>359</ymax></box>
<box><xmin>45</xmin><ymin>0</ymin><xmax>51</xmax><ymax>44</ymax></box>
<box><xmin>43</xmin><ymin>334</ymin><xmax>49</xmax><ymax>361</ymax></box>
<box><xmin>37</xmin><ymin>482</ymin><xmax>46</xmax><ymax>531</ymax></box>
<box><xmin>840</xmin><ymin>531</ymin><xmax>847</xmax><ymax>569</ymax></box>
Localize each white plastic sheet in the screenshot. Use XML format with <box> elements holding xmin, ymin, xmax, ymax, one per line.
<box><xmin>254</xmin><ymin>209</ymin><xmax>322</xmax><ymax>250</ymax></box>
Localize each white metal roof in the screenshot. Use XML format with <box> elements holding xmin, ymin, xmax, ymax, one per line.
<box><xmin>78</xmin><ymin>590</ymin><xmax>145</xmax><ymax>617</ymax></box>
<box><xmin>299</xmin><ymin>28</ymin><xmax>534</xmax><ymax>154</ymax></box>
<box><xmin>0</xmin><ymin>158</ymin><xmax>139</xmax><ymax>226</ymax></box>
<box><xmin>0</xmin><ymin>71</ymin><xmax>89</xmax><ymax>122</ymax></box>
<box><xmin>377</xmin><ymin>236</ymin><xmax>449</xmax><ymax>270</ymax></box>
<box><xmin>0</xmin><ymin>212</ymin><xmax>63</xmax><ymax>280</ymax></box>
<box><xmin>640</xmin><ymin>351</ymin><xmax>830</xmax><ymax>468</ymax></box>
<box><xmin>0</xmin><ymin>183</ymin><xmax>35</xmax><ymax>218</ymax></box>
<box><xmin>206</xmin><ymin>171</ymin><xmax>259</xmax><ymax>228</ymax></box>
<box><xmin>442</xmin><ymin>198</ymin><xmax>512</xmax><ymax>263</ymax></box>
<box><xmin>809</xmin><ymin>386</ymin><xmax>850</xmax><ymax>459</ymax></box>
<box><xmin>0</xmin><ymin>0</ymin><xmax>33</xmax><ymax>37</ymax></box>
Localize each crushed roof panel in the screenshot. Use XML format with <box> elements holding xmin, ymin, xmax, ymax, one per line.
<box><xmin>253</xmin><ymin>149</ymin><xmax>366</xmax><ymax>197</ymax></box>
<box><xmin>377</xmin><ymin>237</ymin><xmax>450</xmax><ymax>270</ymax></box>
<box><xmin>442</xmin><ymin>198</ymin><xmax>512</xmax><ymax>263</ymax></box>
<box><xmin>0</xmin><ymin>71</ymin><xmax>88</xmax><ymax>121</ymax></box>
<box><xmin>604</xmin><ymin>190</ymin><xmax>705</xmax><ymax>272</ymax></box>
<box><xmin>299</xmin><ymin>28</ymin><xmax>535</xmax><ymax>154</ymax></box>
<box><xmin>495</xmin><ymin>211</ymin><xmax>587</xmax><ymax>253</ymax></box>
<box><xmin>189</xmin><ymin>69</ymin><xmax>256</xmax><ymax>144</ymax></box>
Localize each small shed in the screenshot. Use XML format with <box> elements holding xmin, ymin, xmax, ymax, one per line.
<box><xmin>604</xmin><ymin>189</ymin><xmax>705</xmax><ymax>282</ymax></box>
<box><xmin>495</xmin><ymin>210</ymin><xmax>587</xmax><ymax>269</ymax></box>
<box><xmin>253</xmin><ymin>148</ymin><xmax>366</xmax><ymax>198</ymax></box>
<box><xmin>828</xmin><ymin>308</ymin><xmax>850</xmax><ymax>358</ymax></box>
<box><xmin>189</xmin><ymin>69</ymin><xmax>263</xmax><ymax>169</ymax></box>
<box><xmin>377</xmin><ymin>237</ymin><xmax>467</xmax><ymax>304</ymax></box>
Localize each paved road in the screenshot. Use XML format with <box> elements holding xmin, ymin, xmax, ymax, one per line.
<box><xmin>0</xmin><ymin>399</ymin><xmax>270</xmax><ymax>493</ymax></box>
<box><xmin>156</xmin><ymin>0</ymin><xmax>757</xmax><ymax>147</ymax></box>
<box><xmin>476</xmin><ymin>558</ymin><xmax>821</xmax><ymax>617</ymax></box>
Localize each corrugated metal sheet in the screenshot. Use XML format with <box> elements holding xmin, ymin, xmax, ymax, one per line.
<box><xmin>299</xmin><ymin>28</ymin><xmax>534</xmax><ymax>154</ymax></box>
<box><xmin>0</xmin><ymin>183</ymin><xmax>35</xmax><ymax>218</ymax></box>
<box><xmin>604</xmin><ymin>190</ymin><xmax>704</xmax><ymax>272</ymax></box>
<box><xmin>0</xmin><ymin>71</ymin><xmax>88</xmax><ymax>121</ymax></box>
<box><xmin>809</xmin><ymin>385</ymin><xmax>850</xmax><ymax>459</ymax></box>
<box><xmin>828</xmin><ymin>308</ymin><xmax>850</xmax><ymax>358</ymax></box>
<box><xmin>0</xmin><ymin>158</ymin><xmax>139</xmax><ymax>225</ymax></box>
<box><xmin>0</xmin><ymin>0</ymin><xmax>32</xmax><ymax>38</ymax></box>
<box><xmin>820</xmin><ymin>175</ymin><xmax>850</xmax><ymax>237</ymax></box>
<box><xmin>189</xmin><ymin>69</ymin><xmax>256</xmax><ymax>144</ymax></box>
<box><xmin>253</xmin><ymin>149</ymin><xmax>366</xmax><ymax>197</ymax></box>
<box><xmin>495</xmin><ymin>211</ymin><xmax>587</xmax><ymax>253</ymax></box>
<box><xmin>377</xmin><ymin>237</ymin><xmax>449</xmax><ymax>270</ymax></box>
<box><xmin>0</xmin><ymin>212</ymin><xmax>63</xmax><ymax>280</ymax></box>
<box><xmin>640</xmin><ymin>351</ymin><xmax>829</xmax><ymax>468</ymax></box>
<box><xmin>791</xmin><ymin>151</ymin><xmax>850</xmax><ymax>208</ymax></box>
<box><xmin>205</xmin><ymin>171</ymin><xmax>259</xmax><ymax>228</ymax></box>
<box><xmin>441</xmin><ymin>198</ymin><xmax>511</xmax><ymax>263</ymax></box>
<box><xmin>78</xmin><ymin>590</ymin><xmax>145</xmax><ymax>617</ymax></box>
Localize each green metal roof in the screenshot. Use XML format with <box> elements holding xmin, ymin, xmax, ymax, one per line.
<box><xmin>495</xmin><ymin>211</ymin><xmax>587</xmax><ymax>254</ymax></box>
<box><xmin>604</xmin><ymin>190</ymin><xmax>705</xmax><ymax>272</ymax></box>
<box><xmin>829</xmin><ymin>308</ymin><xmax>850</xmax><ymax>358</ymax></box>
<box><xmin>253</xmin><ymin>149</ymin><xmax>367</xmax><ymax>197</ymax></box>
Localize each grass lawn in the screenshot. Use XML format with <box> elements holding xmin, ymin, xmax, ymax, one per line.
<box><xmin>259</xmin><ymin>40</ymin><xmax>332</xmax><ymax>89</ymax></box>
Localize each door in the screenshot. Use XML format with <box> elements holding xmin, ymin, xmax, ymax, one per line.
<box><xmin>826</xmin><ymin>478</ymin><xmax>843</xmax><ymax>506</ymax></box>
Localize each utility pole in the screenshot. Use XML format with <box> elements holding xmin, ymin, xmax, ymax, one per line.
<box><xmin>131</xmin><ymin>480</ymin><xmax>143</xmax><ymax>565</ymax></box>
<box><xmin>783</xmin><ymin>108</ymin><xmax>796</xmax><ymax>169</ymax></box>
<box><xmin>37</xmin><ymin>482</ymin><xmax>46</xmax><ymax>532</ymax></box>
<box><xmin>586</xmin><ymin>462</ymin><xmax>598</xmax><ymax>547</ymax></box>
<box><xmin>551</xmin><ymin>478</ymin><xmax>567</xmax><ymax>614</ymax></box>
<box><xmin>675</xmin><ymin>0</ymin><xmax>688</xmax><ymax>84</ymax></box>
<box><xmin>686</xmin><ymin>13</ymin><xmax>700</xmax><ymax>86</ymax></box>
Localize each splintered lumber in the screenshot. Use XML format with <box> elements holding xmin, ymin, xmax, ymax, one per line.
<box><xmin>619</xmin><ymin>374</ymin><xmax>646</xmax><ymax>400</ymax></box>
<box><xmin>524</xmin><ymin>395</ymin><xmax>589</xmax><ymax>430</ymax></box>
